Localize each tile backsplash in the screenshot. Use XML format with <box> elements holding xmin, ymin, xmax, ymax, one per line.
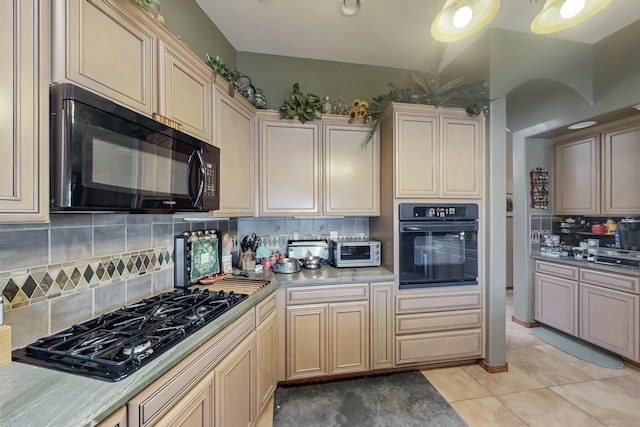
<box><xmin>0</xmin><ymin>213</ymin><xmax>236</xmax><ymax>349</ymax></box>
<box><xmin>1</xmin><ymin>214</ymin><xmax>367</xmax><ymax>350</ymax></box>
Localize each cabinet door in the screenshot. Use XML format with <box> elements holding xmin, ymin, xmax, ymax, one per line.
<box><xmin>370</xmin><ymin>282</ymin><xmax>394</xmax><ymax>370</ymax></box>
<box><xmin>286</xmin><ymin>304</ymin><xmax>328</xmax><ymax>380</ymax></box>
<box><xmin>323</xmin><ymin>122</ymin><xmax>380</xmax><ymax>215</ymax></box>
<box><xmin>256</xmin><ymin>311</ymin><xmax>277</xmax><ymax>414</ymax></box>
<box><xmin>534</xmin><ymin>272</ymin><xmax>578</xmax><ymax>335</ymax></box>
<box><xmin>157</xmin><ymin>39</ymin><xmax>213</xmax><ymax>143</ymax></box>
<box><xmin>440</xmin><ymin>115</ymin><xmax>483</xmax><ymax>198</ymax></box>
<box><xmin>395</xmin><ymin>113</ymin><xmax>439</xmax><ymax>198</ymax></box>
<box><xmin>214</xmin><ymin>332</ymin><xmax>257</xmax><ymax>427</ymax></box>
<box><xmin>329</xmin><ymin>302</ymin><xmax>369</xmax><ymax>374</ymax></box>
<box><xmin>553</xmin><ymin>136</ymin><xmax>600</xmax><ymax>214</ymax></box>
<box><xmin>396</xmin><ymin>329</ymin><xmax>482</xmax><ymax>365</ymax></box>
<box><xmin>602</xmin><ymin>122</ymin><xmax>640</xmax><ymax>215</ymax></box>
<box><xmin>580</xmin><ymin>283</ymin><xmax>639</xmax><ymax>361</ymax></box>
<box><xmin>158</xmin><ymin>372</ymin><xmax>213</xmax><ymax>427</ymax></box>
<box><xmin>53</xmin><ymin>0</ymin><xmax>155</xmax><ymax>116</ymax></box>
<box><xmin>214</xmin><ymin>85</ymin><xmax>256</xmax><ymax>217</ymax></box>
<box><xmin>97</xmin><ymin>405</ymin><xmax>127</xmax><ymax>427</ymax></box>
<box><xmin>259</xmin><ymin>119</ymin><xmax>321</xmax><ymax>216</ymax></box>
<box><xmin>0</xmin><ymin>0</ymin><xmax>49</xmax><ymax>223</ymax></box>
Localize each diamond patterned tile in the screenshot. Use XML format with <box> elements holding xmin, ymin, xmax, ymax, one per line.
<box><xmin>158</xmin><ymin>253</ymin><xmax>164</xmax><ymax>265</ymax></box>
<box><xmin>3</xmin><ymin>279</ymin><xmax>19</xmax><ymax>302</ymax></box>
<box><xmin>117</xmin><ymin>260</ymin><xmax>125</xmax><ymax>275</ymax></box>
<box><xmin>21</xmin><ymin>276</ymin><xmax>38</xmax><ymax>298</ymax></box>
<box><xmin>96</xmin><ymin>263</ymin><xmax>106</xmax><ymax>280</ymax></box>
<box><xmin>143</xmin><ymin>255</ymin><xmax>150</xmax><ymax>268</ymax></box>
<box><xmin>10</xmin><ymin>289</ymin><xmax>29</xmax><ymax>309</ymax></box>
<box><xmin>70</xmin><ymin>268</ymin><xmax>82</xmax><ymax>285</ymax></box>
<box><xmin>39</xmin><ymin>272</ymin><xmax>54</xmax><ymax>293</ymax></box>
<box><xmin>135</xmin><ymin>256</ymin><xmax>142</xmax><ymax>270</ymax></box>
<box><xmin>126</xmin><ymin>257</ymin><xmax>134</xmax><ymax>272</ymax></box>
<box><xmin>151</xmin><ymin>254</ymin><xmax>157</xmax><ymax>266</ymax></box>
<box><xmin>107</xmin><ymin>261</ymin><xmax>116</xmax><ymax>278</ymax></box>
<box><xmin>83</xmin><ymin>265</ymin><xmax>94</xmax><ymax>283</ymax></box>
<box><xmin>46</xmin><ymin>282</ymin><xmax>62</xmax><ymax>299</ymax></box>
<box><xmin>56</xmin><ymin>270</ymin><xmax>69</xmax><ymax>287</ymax></box>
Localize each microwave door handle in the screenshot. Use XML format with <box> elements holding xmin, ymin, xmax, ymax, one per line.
<box><xmin>188</xmin><ymin>150</ymin><xmax>205</xmax><ymax>207</ymax></box>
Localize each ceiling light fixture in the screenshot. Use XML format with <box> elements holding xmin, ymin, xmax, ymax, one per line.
<box><xmin>567</xmin><ymin>120</ymin><xmax>597</xmax><ymax>130</ymax></box>
<box><xmin>531</xmin><ymin>0</ymin><xmax>612</xmax><ymax>34</ymax></box>
<box><xmin>341</xmin><ymin>0</ymin><xmax>360</xmax><ymax>16</ymax></box>
<box><xmin>431</xmin><ymin>0</ymin><xmax>500</xmax><ymax>43</ymax></box>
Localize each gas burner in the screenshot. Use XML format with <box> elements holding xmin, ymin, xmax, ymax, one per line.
<box><xmin>122</xmin><ymin>340</ymin><xmax>152</xmax><ymax>356</ymax></box>
<box><xmin>185</xmin><ymin>306</ymin><xmax>209</xmax><ymax>322</ymax></box>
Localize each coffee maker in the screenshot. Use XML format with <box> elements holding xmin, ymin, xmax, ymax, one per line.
<box><xmin>617</xmin><ymin>218</ymin><xmax>640</xmax><ymax>250</ymax></box>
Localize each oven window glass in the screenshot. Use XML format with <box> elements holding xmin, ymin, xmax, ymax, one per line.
<box><xmin>68</xmin><ymin>101</ymin><xmax>196</xmax><ymax>209</ymax></box>
<box><xmin>399</xmin><ymin>226</ymin><xmax>478</xmax><ymax>288</ymax></box>
<box><xmin>339</xmin><ymin>244</ymin><xmax>371</xmax><ymax>261</ymax></box>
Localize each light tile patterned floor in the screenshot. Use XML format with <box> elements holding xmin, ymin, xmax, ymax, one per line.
<box><xmin>257</xmin><ymin>289</ymin><xmax>640</xmax><ymax>427</ymax></box>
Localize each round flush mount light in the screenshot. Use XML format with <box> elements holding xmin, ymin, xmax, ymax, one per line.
<box><xmin>341</xmin><ymin>0</ymin><xmax>360</xmax><ymax>16</ymax></box>
<box><xmin>431</xmin><ymin>0</ymin><xmax>500</xmax><ymax>43</ymax></box>
<box><xmin>531</xmin><ymin>0</ymin><xmax>612</xmax><ymax>35</ymax></box>
<box><xmin>567</xmin><ymin>120</ymin><xmax>597</xmax><ymax>130</ymax></box>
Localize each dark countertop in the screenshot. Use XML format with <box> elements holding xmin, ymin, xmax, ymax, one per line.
<box><xmin>0</xmin><ymin>265</ymin><xmax>394</xmax><ymax>427</ymax></box>
<box><xmin>531</xmin><ymin>249</ymin><xmax>640</xmax><ymax>276</ymax></box>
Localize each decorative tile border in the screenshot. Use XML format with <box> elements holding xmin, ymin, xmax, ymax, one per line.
<box><xmin>1</xmin><ymin>247</ymin><xmax>173</xmax><ymax>311</ymax></box>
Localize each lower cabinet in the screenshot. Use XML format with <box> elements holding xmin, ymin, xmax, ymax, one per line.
<box><xmin>256</xmin><ymin>311</ymin><xmax>277</xmax><ymax>414</ymax></box>
<box><xmin>97</xmin><ymin>405</ymin><xmax>128</xmax><ymax>427</ymax></box>
<box><xmin>579</xmin><ymin>283</ymin><xmax>639</xmax><ymax>361</ymax></box>
<box><xmin>534</xmin><ymin>272</ymin><xmax>578</xmax><ymax>335</ymax></box>
<box><xmin>394</xmin><ymin>289</ymin><xmax>483</xmax><ymax>365</ymax></box>
<box><xmin>158</xmin><ymin>372</ymin><xmax>213</xmax><ymax>427</ymax></box>
<box><xmin>284</xmin><ymin>283</ymin><xmax>371</xmax><ymax>380</ymax></box>
<box><xmin>214</xmin><ymin>332</ymin><xmax>257</xmax><ymax>427</ymax></box>
<box><xmin>370</xmin><ymin>282</ymin><xmax>394</xmax><ymax>370</ymax></box>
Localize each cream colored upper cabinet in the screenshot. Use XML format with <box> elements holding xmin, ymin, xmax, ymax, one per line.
<box><xmin>0</xmin><ymin>0</ymin><xmax>49</xmax><ymax>223</ymax></box>
<box><xmin>323</xmin><ymin>121</ymin><xmax>380</xmax><ymax>216</ymax></box>
<box><xmin>214</xmin><ymin>81</ymin><xmax>256</xmax><ymax>217</ymax></box>
<box><xmin>390</xmin><ymin>104</ymin><xmax>483</xmax><ymax>199</ymax></box>
<box><xmin>157</xmin><ymin>39</ymin><xmax>213</xmax><ymax>144</ymax></box>
<box><xmin>602</xmin><ymin>122</ymin><xmax>640</xmax><ymax>215</ymax></box>
<box><xmin>440</xmin><ymin>114</ymin><xmax>483</xmax><ymax>198</ymax></box>
<box><xmin>259</xmin><ymin>114</ymin><xmax>321</xmax><ymax>216</ymax></box>
<box><xmin>553</xmin><ymin>135</ymin><xmax>600</xmax><ymax>215</ymax></box>
<box><xmin>394</xmin><ymin>111</ymin><xmax>439</xmax><ymax>198</ymax></box>
<box><xmin>52</xmin><ymin>0</ymin><xmax>155</xmax><ymax>116</ymax></box>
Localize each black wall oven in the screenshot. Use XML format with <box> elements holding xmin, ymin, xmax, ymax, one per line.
<box><xmin>399</xmin><ymin>203</ymin><xmax>478</xmax><ymax>289</ymax></box>
<box><xmin>50</xmin><ymin>83</ymin><xmax>219</xmax><ymax>212</ymax></box>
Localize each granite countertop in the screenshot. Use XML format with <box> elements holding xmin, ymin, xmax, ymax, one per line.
<box><xmin>0</xmin><ymin>265</ymin><xmax>394</xmax><ymax>427</ymax></box>
<box><xmin>531</xmin><ymin>250</ymin><xmax>640</xmax><ymax>277</ymax></box>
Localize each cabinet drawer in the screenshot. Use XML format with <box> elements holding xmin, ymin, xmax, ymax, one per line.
<box><xmin>286</xmin><ymin>284</ymin><xmax>368</xmax><ymax>305</ymax></box>
<box><xmin>535</xmin><ymin>260</ymin><xmax>579</xmax><ymax>281</ymax></box>
<box><xmin>396</xmin><ymin>290</ymin><xmax>481</xmax><ymax>314</ymax></box>
<box><xmin>256</xmin><ymin>292</ymin><xmax>276</xmax><ymax>324</ymax></box>
<box><xmin>396</xmin><ymin>309</ymin><xmax>482</xmax><ymax>335</ymax></box>
<box><xmin>128</xmin><ymin>310</ymin><xmax>255</xmax><ymax>426</ymax></box>
<box><xmin>579</xmin><ymin>268</ymin><xmax>640</xmax><ymax>294</ymax></box>
<box><xmin>395</xmin><ymin>329</ymin><xmax>482</xmax><ymax>365</ymax></box>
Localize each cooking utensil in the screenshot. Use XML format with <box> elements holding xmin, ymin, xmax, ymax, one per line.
<box><xmin>232</xmin><ymin>268</ymin><xmax>250</xmax><ymax>277</ymax></box>
<box><xmin>273</xmin><ymin>258</ymin><xmax>301</xmax><ymax>274</ymax></box>
<box><xmin>301</xmin><ymin>255</ymin><xmax>323</xmax><ymax>269</ymax></box>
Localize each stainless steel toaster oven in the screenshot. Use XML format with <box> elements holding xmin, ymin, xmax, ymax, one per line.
<box><xmin>329</xmin><ymin>240</ymin><xmax>381</xmax><ymax>268</ymax></box>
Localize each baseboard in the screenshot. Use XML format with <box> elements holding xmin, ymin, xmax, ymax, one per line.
<box><xmin>512</xmin><ymin>315</ymin><xmax>541</xmax><ymax>328</ymax></box>
<box><xmin>478</xmin><ymin>359</ymin><xmax>509</xmax><ymax>374</ymax></box>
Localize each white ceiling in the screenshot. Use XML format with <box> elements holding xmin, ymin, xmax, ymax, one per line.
<box><xmin>196</xmin><ymin>0</ymin><xmax>640</xmax><ymax>70</ymax></box>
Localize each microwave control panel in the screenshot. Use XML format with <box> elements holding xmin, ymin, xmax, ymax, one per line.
<box><xmin>203</xmin><ymin>162</ymin><xmax>217</xmax><ymax>198</ymax></box>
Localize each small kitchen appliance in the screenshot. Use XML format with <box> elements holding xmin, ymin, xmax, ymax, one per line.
<box><xmin>617</xmin><ymin>218</ymin><xmax>640</xmax><ymax>251</ymax></box>
<box><xmin>329</xmin><ymin>239</ymin><xmax>381</xmax><ymax>268</ymax></box>
<box><xmin>286</xmin><ymin>239</ymin><xmax>329</xmax><ymax>260</ymax></box>
<box><xmin>50</xmin><ymin>83</ymin><xmax>219</xmax><ymax>212</ymax></box>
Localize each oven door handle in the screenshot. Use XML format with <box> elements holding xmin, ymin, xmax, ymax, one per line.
<box><xmin>401</xmin><ymin>222</ymin><xmax>477</xmax><ymax>233</ymax></box>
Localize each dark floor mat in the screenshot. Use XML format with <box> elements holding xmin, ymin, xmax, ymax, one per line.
<box><xmin>273</xmin><ymin>370</ymin><xmax>468</xmax><ymax>427</ymax></box>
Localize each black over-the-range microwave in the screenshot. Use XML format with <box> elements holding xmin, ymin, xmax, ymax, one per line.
<box><xmin>50</xmin><ymin>83</ymin><xmax>219</xmax><ymax>212</ymax></box>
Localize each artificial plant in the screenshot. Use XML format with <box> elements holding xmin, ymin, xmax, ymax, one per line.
<box><xmin>279</xmin><ymin>83</ymin><xmax>322</xmax><ymax>123</ymax></box>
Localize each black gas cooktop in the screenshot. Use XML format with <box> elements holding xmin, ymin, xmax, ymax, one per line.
<box><xmin>12</xmin><ymin>288</ymin><xmax>248</xmax><ymax>382</ymax></box>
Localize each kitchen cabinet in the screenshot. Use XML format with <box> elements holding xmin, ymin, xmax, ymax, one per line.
<box><xmin>214</xmin><ymin>331</ymin><xmax>257</xmax><ymax>427</ymax></box>
<box><xmin>52</xmin><ymin>0</ymin><xmax>155</xmax><ymax>116</ymax></box>
<box><xmin>322</xmin><ymin>120</ymin><xmax>380</xmax><ymax>215</ymax></box>
<box><xmin>256</xmin><ymin>294</ymin><xmax>277</xmax><ymax>414</ymax></box>
<box><xmin>579</xmin><ymin>283</ymin><xmax>639</xmax><ymax>361</ymax></box>
<box><xmin>257</xmin><ymin>112</ymin><xmax>380</xmax><ymax>216</ymax></box>
<box><xmin>213</xmin><ymin>80</ymin><xmax>257</xmax><ymax>217</ymax></box>
<box><xmin>370</xmin><ymin>281</ymin><xmax>394</xmax><ymax>370</ymax></box>
<box><xmin>394</xmin><ymin>288</ymin><xmax>483</xmax><ymax>365</ymax></box>
<box><xmin>381</xmin><ymin>104</ymin><xmax>484</xmax><ymax>199</ymax></box>
<box><xmin>52</xmin><ymin>0</ymin><xmax>214</xmax><ymax>144</ymax></box>
<box><xmin>97</xmin><ymin>405</ymin><xmax>127</xmax><ymax>427</ymax></box>
<box><xmin>258</xmin><ymin>114</ymin><xmax>322</xmax><ymax>216</ymax></box>
<box><xmin>0</xmin><ymin>0</ymin><xmax>49</xmax><ymax>223</ymax></box>
<box><xmin>285</xmin><ymin>283</ymin><xmax>370</xmax><ymax>380</ymax></box>
<box><xmin>534</xmin><ymin>271</ymin><xmax>579</xmax><ymax>335</ymax></box>
<box><xmin>553</xmin><ymin>135</ymin><xmax>600</xmax><ymax>214</ymax></box>
<box><xmin>602</xmin><ymin>121</ymin><xmax>640</xmax><ymax>214</ymax></box>
<box><xmin>157</xmin><ymin>39</ymin><xmax>213</xmax><ymax>144</ymax></box>
<box><xmin>157</xmin><ymin>371</ymin><xmax>213</xmax><ymax>427</ymax></box>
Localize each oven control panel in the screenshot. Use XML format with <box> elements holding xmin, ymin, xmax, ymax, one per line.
<box><xmin>400</xmin><ymin>203</ymin><xmax>478</xmax><ymax>220</ymax></box>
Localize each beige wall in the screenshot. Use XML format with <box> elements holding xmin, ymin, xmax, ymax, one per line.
<box><xmin>236</xmin><ymin>52</ymin><xmax>414</xmax><ymax>111</ymax></box>
<box><xmin>160</xmin><ymin>0</ymin><xmax>237</xmax><ymax>68</ymax></box>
